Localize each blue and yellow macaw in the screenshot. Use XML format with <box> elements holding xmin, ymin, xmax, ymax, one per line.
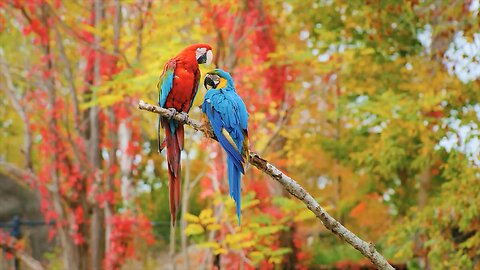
<box><xmin>202</xmin><ymin>69</ymin><xmax>249</xmax><ymax>225</ymax></box>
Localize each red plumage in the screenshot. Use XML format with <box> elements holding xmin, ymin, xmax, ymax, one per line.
<box><xmin>158</xmin><ymin>44</ymin><xmax>212</xmax><ymax>226</ymax></box>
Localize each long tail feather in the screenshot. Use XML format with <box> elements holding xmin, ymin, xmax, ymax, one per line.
<box><xmin>168</xmin><ymin>168</ymin><xmax>177</xmax><ymax>226</ymax></box>
<box><xmin>162</xmin><ymin>118</ymin><xmax>182</xmax><ymax>226</ymax></box>
<box><xmin>228</xmin><ymin>157</ymin><xmax>242</xmax><ymax>225</ymax></box>
<box><xmin>176</xmin><ymin>124</ymin><xmax>184</xmax><ymax>151</ymax></box>
<box><xmin>157</xmin><ymin>115</ymin><xmax>163</xmax><ymax>152</ymax></box>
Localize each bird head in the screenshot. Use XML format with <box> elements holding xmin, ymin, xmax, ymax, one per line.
<box><xmin>204</xmin><ymin>69</ymin><xmax>234</xmax><ymax>90</ymax></box>
<box><xmin>181</xmin><ymin>44</ymin><xmax>213</xmax><ymax>65</ymax></box>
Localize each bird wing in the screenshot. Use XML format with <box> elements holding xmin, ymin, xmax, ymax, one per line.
<box><xmin>157</xmin><ymin>60</ymin><xmax>176</xmax><ymax>152</ymax></box>
<box><xmin>233</xmin><ymin>94</ymin><xmax>249</xmax><ymax>165</ymax></box>
<box><xmin>158</xmin><ymin>59</ymin><xmax>176</xmax><ymax>108</ymax></box>
<box><xmin>203</xmin><ymin>91</ymin><xmax>246</xmax><ymax>174</ymax></box>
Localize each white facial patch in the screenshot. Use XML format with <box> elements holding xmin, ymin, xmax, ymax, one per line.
<box><xmin>196</xmin><ymin>47</ymin><xmax>207</xmax><ymax>60</ymax></box>
<box><xmin>206</xmin><ymin>50</ymin><xmax>213</xmax><ymax>65</ymax></box>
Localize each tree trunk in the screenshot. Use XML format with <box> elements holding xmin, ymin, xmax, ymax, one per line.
<box><xmin>90</xmin><ymin>0</ymin><xmax>105</xmax><ymax>269</ymax></box>
<box><xmin>181</xmin><ymin>149</ymin><xmax>192</xmax><ymax>270</ymax></box>
<box><xmin>170</xmin><ymin>224</ymin><xmax>177</xmax><ymax>270</ymax></box>
<box><xmin>119</xmin><ymin>121</ymin><xmax>134</xmax><ymax>206</ymax></box>
<box><xmin>39</xmin><ymin>4</ymin><xmax>88</xmax><ymax>270</ymax></box>
<box><xmin>415</xmin><ymin>165</ymin><xmax>431</xmax><ymax>270</ymax></box>
<box><xmin>104</xmin><ymin>0</ymin><xmax>123</xmax><ymax>258</ymax></box>
<box><xmin>201</xmin><ymin>149</ymin><xmax>224</xmax><ymax>270</ymax></box>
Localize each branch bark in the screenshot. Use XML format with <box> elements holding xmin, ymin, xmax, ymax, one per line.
<box><xmin>0</xmin><ymin>160</ymin><xmax>38</xmax><ymax>188</ymax></box>
<box><xmin>138</xmin><ymin>100</ymin><xmax>395</xmax><ymax>270</ymax></box>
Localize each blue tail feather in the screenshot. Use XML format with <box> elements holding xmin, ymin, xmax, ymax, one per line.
<box><xmin>169</xmin><ymin>119</ymin><xmax>177</xmax><ymax>135</ymax></box>
<box><xmin>228</xmin><ymin>157</ymin><xmax>242</xmax><ymax>225</ymax></box>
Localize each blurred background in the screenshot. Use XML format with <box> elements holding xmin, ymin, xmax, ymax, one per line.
<box><xmin>0</xmin><ymin>0</ymin><xmax>479</xmax><ymax>269</ymax></box>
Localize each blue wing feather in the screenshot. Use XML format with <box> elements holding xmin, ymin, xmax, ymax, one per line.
<box><xmin>204</xmin><ymin>100</ymin><xmax>245</xmax><ymax>173</ymax></box>
<box><xmin>157</xmin><ymin>61</ymin><xmax>176</xmax><ymax>152</ymax></box>
<box><xmin>235</xmin><ymin>96</ymin><xmax>249</xmax><ymax>131</ymax></box>
<box><xmin>158</xmin><ymin>61</ymin><xmax>176</xmax><ymax>108</ymax></box>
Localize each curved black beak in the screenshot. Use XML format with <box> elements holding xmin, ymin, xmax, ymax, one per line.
<box><xmin>197</xmin><ymin>53</ymin><xmax>207</xmax><ymax>64</ymax></box>
<box><xmin>204</xmin><ymin>74</ymin><xmax>219</xmax><ymax>90</ymax></box>
<box><xmin>197</xmin><ymin>50</ymin><xmax>213</xmax><ymax>65</ymax></box>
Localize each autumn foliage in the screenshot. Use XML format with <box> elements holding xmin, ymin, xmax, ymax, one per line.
<box><xmin>1</xmin><ymin>0</ymin><xmax>479</xmax><ymax>270</ymax></box>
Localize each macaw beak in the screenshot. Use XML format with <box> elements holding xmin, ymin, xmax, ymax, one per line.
<box><xmin>206</xmin><ymin>50</ymin><xmax>213</xmax><ymax>65</ymax></box>
<box><xmin>204</xmin><ymin>73</ymin><xmax>219</xmax><ymax>90</ymax></box>
<box><xmin>197</xmin><ymin>50</ymin><xmax>213</xmax><ymax>65</ymax></box>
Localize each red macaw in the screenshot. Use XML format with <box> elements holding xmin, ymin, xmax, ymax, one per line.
<box><xmin>157</xmin><ymin>44</ymin><xmax>213</xmax><ymax>225</ymax></box>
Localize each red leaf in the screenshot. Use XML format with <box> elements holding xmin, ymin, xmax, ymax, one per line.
<box><xmin>351</xmin><ymin>202</ymin><xmax>367</xmax><ymax>217</ymax></box>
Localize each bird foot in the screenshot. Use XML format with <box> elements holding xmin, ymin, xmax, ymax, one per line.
<box><xmin>167</xmin><ymin>108</ymin><xmax>177</xmax><ymax>119</ymax></box>
<box><xmin>180</xmin><ymin>112</ymin><xmax>189</xmax><ymax>123</ymax></box>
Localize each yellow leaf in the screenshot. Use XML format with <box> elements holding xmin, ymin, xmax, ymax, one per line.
<box><xmin>214</xmin><ymin>248</ymin><xmax>227</xmax><ymax>255</ymax></box>
<box><xmin>185</xmin><ymin>224</ymin><xmax>204</xmax><ymax>236</ymax></box>
<box><xmin>268</xmin><ymin>256</ymin><xmax>282</xmax><ymax>264</ymax></box>
<box><xmin>206</xmin><ymin>224</ymin><xmax>221</xmax><ymax>231</ymax></box>
<box><xmin>213</xmin><ymin>196</ymin><xmax>221</xmax><ymax>205</ymax></box>
<box><xmin>252</xmin><ymin>112</ymin><xmax>266</xmax><ymax>122</ymax></box>
<box><xmin>184</xmin><ymin>213</ymin><xmax>200</xmax><ymax>223</ymax></box>
<box><xmin>241</xmin><ymin>199</ymin><xmax>260</xmax><ymax>210</ymax></box>
<box><xmin>294</xmin><ymin>209</ymin><xmax>316</xmax><ymax>222</ymax></box>
<box><xmin>240</xmin><ymin>240</ymin><xmax>255</xmax><ymax>248</ymax></box>
<box><xmin>224</xmin><ymin>232</ymin><xmax>249</xmax><ymax>245</ymax></box>
<box><xmin>199</xmin><ymin>208</ymin><xmax>213</xmax><ymax>220</ymax></box>
<box><xmin>198</xmin><ymin>241</ymin><xmax>220</xmax><ymax>249</ymax></box>
<box><xmin>257</xmin><ymin>225</ymin><xmax>285</xmax><ymax>236</ymax></box>
<box><xmin>200</xmin><ymin>217</ymin><xmax>216</xmax><ymax>226</ymax></box>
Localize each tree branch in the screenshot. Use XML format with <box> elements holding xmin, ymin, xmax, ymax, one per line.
<box><xmin>53</xmin><ymin>24</ymin><xmax>80</xmax><ymax>130</ymax></box>
<box><xmin>138</xmin><ymin>100</ymin><xmax>395</xmax><ymax>270</ymax></box>
<box><xmin>0</xmin><ymin>160</ymin><xmax>38</xmax><ymax>188</ymax></box>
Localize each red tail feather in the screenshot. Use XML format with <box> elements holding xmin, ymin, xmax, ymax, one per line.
<box><xmin>176</xmin><ymin>124</ymin><xmax>184</xmax><ymax>150</ymax></box>
<box><xmin>163</xmin><ymin>118</ymin><xmax>183</xmax><ymax>226</ymax></box>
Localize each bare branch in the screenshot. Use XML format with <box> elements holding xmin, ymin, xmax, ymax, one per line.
<box><xmin>188</xmin><ymin>172</ymin><xmax>204</xmax><ymax>194</ymax></box>
<box><xmin>134</xmin><ymin>0</ymin><xmax>152</xmax><ymax>62</ymax></box>
<box><xmin>0</xmin><ymin>160</ymin><xmax>38</xmax><ymax>188</ymax></box>
<box><xmin>138</xmin><ymin>100</ymin><xmax>395</xmax><ymax>270</ymax></box>
<box><xmin>259</xmin><ymin>98</ymin><xmax>292</xmax><ymax>155</ymax></box>
<box><xmin>53</xmin><ymin>25</ymin><xmax>80</xmax><ymax>130</ymax></box>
